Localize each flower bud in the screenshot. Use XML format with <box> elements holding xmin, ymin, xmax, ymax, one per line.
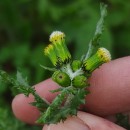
<box><xmin>50</xmin><ymin>31</ymin><xmax>71</xmax><ymax>64</ymax></box>
<box><xmin>44</xmin><ymin>31</ymin><xmax>72</xmax><ymax>68</ymax></box>
<box><xmin>44</xmin><ymin>44</ymin><xmax>58</xmax><ymax>66</ymax></box>
<box><xmin>71</xmin><ymin>60</ymin><xmax>82</xmax><ymax>72</ymax></box>
<box><xmin>52</xmin><ymin>71</ymin><xmax>71</xmax><ymax>87</ymax></box>
<box><xmin>49</xmin><ymin>31</ymin><xmax>64</xmax><ymax>42</ymax></box>
<box><xmin>83</xmin><ymin>47</ymin><xmax>111</xmax><ymax>73</ymax></box>
<box><xmin>72</xmin><ymin>75</ymin><xmax>87</xmax><ymax>88</ymax></box>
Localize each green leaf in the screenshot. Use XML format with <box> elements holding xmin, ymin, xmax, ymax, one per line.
<box><xmin>16</xmin><ymin>71</ymin><xmax>29</xmax><ymax>87</ymax></box>
<box><xmin>85</xmin><ymin>3</ymin><xmax>107</xmax><ymax>60</ymax></box>
<box><xmin>37</xmin><ymin>87</ymin><xmax>89</xmax><ymax>124</ymax></box>
<box><xmin>116</xmin><ymin>113</ymin><xmax>130</xmax><ymax>129</ymax></box>
<box><xmin>0</xmin><ymin>106</ymin><xmax>42</xmax><ymax>130</ymax></box>
<box><xmin>0</xmin><ymin>70</ymin><xmax>49</xmax><ymax>109</ymax></box>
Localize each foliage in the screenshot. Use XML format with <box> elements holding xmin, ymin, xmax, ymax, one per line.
<box><xmin>0</xmin><ymin>3</ymin><xmax>108</xmax><ymax>124</ymax></box>
<box><xmin>0</xmin><ymin>107</ymin><xmax>41</xmax><ymax>130</ymax></box>
<box><xmin>116</xmin><ymin>113</ymin><xmax>130</xmax><ymax>129</ymax></box>
<box><xmin>0</xmin><ymin>0</ymin><xmax>130</xmax><ymax>129</ymax></box>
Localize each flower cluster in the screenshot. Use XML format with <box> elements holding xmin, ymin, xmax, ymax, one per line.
<box><xmin>41</xmin><ymin>4</ymin><xmax>110</xmax><ymax>122</ymax></box>
<box><xmin>0</xmin><ymin>3</ymin><xmax>110</xmax><ymax>125</ymax></box>
<box><xmin>44</xmin><ymin>31</ymin><xmax>111</xmax><ymax>89</ymax></box>
<box><xmin>44</xmin><ymin>31</ymin><xmax>71</xmax><ymax>68</ymax></box>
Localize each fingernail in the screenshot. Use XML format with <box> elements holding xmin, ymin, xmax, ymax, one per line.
<box><xmin>62</xmin><ymin>116</ymin><xmax>90</xmax><ymax>130</ymax></box>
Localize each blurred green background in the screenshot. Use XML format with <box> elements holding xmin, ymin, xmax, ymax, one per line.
<box><xmin>0</xmin><ymin>0</ymin><xmax>130</xmax><ymax>129</ymax></box>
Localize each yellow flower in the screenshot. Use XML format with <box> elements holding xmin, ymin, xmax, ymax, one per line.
<box><xmin>83</xmin><ymin>47</ymin><xmax>111</xmax><ymax>73</ymax></box>
<box><xmin>44</xmin><ymin>44</ymin><xmax>58</xmax><ymax>66</ymax></box>
<box><xmin>44</xmin><ymin>44</ymin><xmax>53</xmax><ymax>55</ymax></box>
<box><xmin>44</xmin><ymin>31</ymin><xmax>71</xmax><ymax>67</ymax></box>
<box><xmin>49</xmin><ymin>31</ymin><xmax>65</xmax><ymax>43</ymax></box>
<box><xmin>97</xmin><ymin>47</ymin><xmax>111</xmax><ymax>62</ymax></box>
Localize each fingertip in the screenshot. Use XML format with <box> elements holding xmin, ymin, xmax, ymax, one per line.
<box><xmin>12</xmin><ymin>79</ymin><xmax>59</xmax><ymax>124</ymax></box>
<box><xmin>12</xmin><ymin>94</ymin><xmax>40</xmax><ymax>124</ymax></box>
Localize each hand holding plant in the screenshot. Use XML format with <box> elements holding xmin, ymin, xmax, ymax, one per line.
<box><xmin>0</xmin><ymin>3</ymin><xmax>130</xmax><ymax>130</ymax></box>
<box><xmin>12</xmin><ymin>56</ymin><xmax>130</xmax><ymax>130</ymax></box>
<box><xmin>0</xmin><ymin>3</ymin><xmax>110</xmax><ymax>124</ymax></box>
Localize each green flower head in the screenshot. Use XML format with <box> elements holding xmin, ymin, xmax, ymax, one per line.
<box><xmin>49</xmin><ymin>31</ymin><xmax>65</xmax><ymax>43</ymax></box>
<box><xmin>44</xmin><ymin>44</ymin><xmax>58</xmax><ymax>66</ymax></box>
<box><xmin>44</xmin><ymin>31</ymin><xmax>71</xmax><ymax>68</ymax></box>
<box><xmin>83</xmin><ymin>47</ymin><xmax>111</xmax><ymax>73</ymax></box>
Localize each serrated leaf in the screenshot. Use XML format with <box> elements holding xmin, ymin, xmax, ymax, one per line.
<box><xmin>85</xmin><ymin>3</ymin><xmax>107</xmax><ymax>60</ymax></box>
<box><xmin>16</xmin><ymin>71</ymin><xmax>29</xmax><ymax>87</ymax></box>
<box><xmin>37</xmin><ymin>87</ymin><xmax>89</xmax><ymax>124</ymax></box>
<box><xmin>0</xmin><ymin>70</ymin><xmax>49</xmax><ymax>110</ymax></box>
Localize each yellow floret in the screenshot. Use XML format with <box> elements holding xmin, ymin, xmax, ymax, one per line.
<box><xmin>44</xmin><ymin>44</ymin><xmax>54</xmax><ymax>55</ymax></box>
<box><xmin>49</xmin><ymin>31</ymin><xmax>65</xmax><ymax>43</ymax></box>
<box><xmin>97</xmin><ymin>47</ymin><xmax>111</xmax><ymax>62</ymax></box>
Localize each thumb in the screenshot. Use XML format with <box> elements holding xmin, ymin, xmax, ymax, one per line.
<box><xmin>43</xmin><ymin>111</ymin><xmax>126</xmax><ymax>130</ymax></box>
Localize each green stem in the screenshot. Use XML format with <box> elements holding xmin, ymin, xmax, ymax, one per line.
<box><xmin>64</xmin><ymin>94</ymin><xmax>74</xmax><ymax>106</ymax></box>
<box><xmin>31</xmin><ymin>88</ymin><xmax>50</xmax><ymax>108</ymax></box>
<box><xmin>37</xmin><ymin>86</ymin><xmax>73</xmax><ymax>123</ymax></box>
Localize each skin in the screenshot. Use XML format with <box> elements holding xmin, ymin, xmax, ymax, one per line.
<box><xmin>12</xmin><ymin>56</ymin><xmax>130</xmax><ymax>130</ymax></box>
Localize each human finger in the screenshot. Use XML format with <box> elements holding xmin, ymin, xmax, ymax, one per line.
<box><xmin>85</xmin><ymin>56</ymin><xmax>130</xmax><ymax>116</ymax></box>
<box><xmin>43</xmin><ymin>111</ymin><xmax>126</xmax><ymax>130</ymax></box>
<box><xmin>12</xmin><ymin>57</ymin><xmax>130</xmax><ymax>124</ymax></box>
